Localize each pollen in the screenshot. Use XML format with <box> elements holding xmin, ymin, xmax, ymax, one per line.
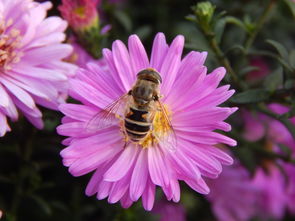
<box><xmin>139</xmin><ymin>105</ymin><xmax>172</xmax><ymax>148</ymax></box>
<box><xmin>0</xmin><ymin>18</ymin><xmax>23</xmax><ymax>71</ymax></box>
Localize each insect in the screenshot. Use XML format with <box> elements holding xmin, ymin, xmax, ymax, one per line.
<box><xmin>86</xmin><ymin>68</ymin><xmax>177</xmax><ymax>151</ymax></box>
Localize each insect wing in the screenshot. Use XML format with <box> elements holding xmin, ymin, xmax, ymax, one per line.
<box><xmin>86</xmin><ymin>94</ymin><xmax>130</xmax><ymax>132</ymax></box>
<box><xmin>155</xmin><ymin>101</ymin><xmax>177</xmax><ymax>152</ymax></box>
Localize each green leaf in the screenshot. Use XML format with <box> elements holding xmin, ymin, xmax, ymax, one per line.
<box><xmin>134</xmin><ymin>26</ymin><xmax>152</xmax><ymax>40</ymax></box>
<box><xmin>239</xmin><ymin>66</ymin><xmax>259</xmax><ymax>76</ymax></box>
<box><xmin>214</xmin><ymin>18</ymin><xmax>226</xmax><ymax>43</ymax></box>
<box><xmin>263</xmin><ymin>67</ymin><xmax>283</xmax><ymax>92</ymax></box>
<box><xmin>266</xmin><ymin>39</ymin><xmax>289</xmax><ymax>60</ymax></box>
<box><xmin>114</xmin><ymin>10</ymin><xmax>132</xmax><ymax>32</ymax></box>
<box><xmin>230</xmin><ymin>89</ymin><xmax>271</xmax><ymax>103</ymax></box>
<box><xmin>289</xmin><ymin>49</ymin><xmax>295</xmax><ymax>69</ymax></box>
<box><xmin>283</xmin><ymin>0</ymin><xmax>295</xmax><ymax>18</ymax></box>
<box><xmin>225</xmin><ymin>16</ymin><xmax>247</xmax><ymax>31</ymax></box>
<box><xmin>30</xmin><ymin>195</ymin><xmax>52</xmax><ymax>215</ymax></box>
<box><xmin>284</xmin><ymin>79</ymin><xmax>294</xmax><ymax>90</ymax></box>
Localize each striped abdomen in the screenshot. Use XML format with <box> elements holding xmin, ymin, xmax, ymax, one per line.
<box><xmin>124</xmin><ymin>107</ymin><xmax>152</xmax><ymax>142</ymax></box>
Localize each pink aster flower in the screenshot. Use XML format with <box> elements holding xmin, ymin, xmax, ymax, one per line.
<box><xmin>207</xmin><ymin>164</ymin><xmax>258</xmax><ymax>221</ymax></box>
<box><xmin>284</xmin><ymin>163</ymin><xmax>295</xmax><ymax>214</ymax></box>
<box><xmin>57</xmin><ymin>33</ymin><xmax>237</xmax><ymax>210</ymax></box>
<box><xmin>0</xmin><ymin>0</ymin><xmax>76</xmax><ymax>136</ymax></box>
<box><xmin>251</xmin><ymin>165</ymin><xmax>287</xmax><ymax>220</ymax></box>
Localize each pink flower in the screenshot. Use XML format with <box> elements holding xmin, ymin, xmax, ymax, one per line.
<box><xmin>59</xmin><ymin>0</ymin><xmax>99</xmax><ymax>32</ymax></box>
<box><xmin>152</xmin><ymin>200</ymin><xmax>186</xmax><ymax>221</ymax></box>
<box><xmin>57</xmin><ymin>33</ymin><xmax>237</xmax><ymax>210</ymax></box>
<box><xmin>207</xmin><ymin>164</ymin><xmax>258</xmax><ymax>221</ymax></box>
<box><xmin>284</xmin><ymin>163</ymin><xmax>295</xmax><ymax>214</ymax></box>
<box><xmin>242</xmin><ymin>103</ymin><xmax>295</xmax><ymax>218</ymax></box>
<box><xmin>252</xmin><ymin>166</ymin><xmax>287</xmax><ymax>220</ymax></box>
<box><xmin>0</xmin><ymin>0</ymin><xmax>76</xmax><ymax>137</ymax></box>
<box><xmin>67</xmin><ymin>37</ymin><xmax>96</xmax><ymax>68</ymax></box>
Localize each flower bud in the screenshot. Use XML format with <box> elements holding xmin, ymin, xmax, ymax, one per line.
<box><xmin>194</xmin><ymin>1</ymin><xmax>216</xmax><ymax>25</ymax></box>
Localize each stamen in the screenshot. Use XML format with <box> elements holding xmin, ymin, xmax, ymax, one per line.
<box><xmin>0</xmin><ymin>18</ymin><xmax>23</xmax><ymax>71</ymax></box>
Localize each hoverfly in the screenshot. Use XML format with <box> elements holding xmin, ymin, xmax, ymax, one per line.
<box><xmin>86</xmin><ymin>68</ymin><xmax>177</xmax><ymax>151</ymax></box>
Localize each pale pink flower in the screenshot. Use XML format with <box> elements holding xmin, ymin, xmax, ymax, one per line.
<box><xmin>0</xmin><ymin>0</ymin><xmax>76</xmax><ymax>136</ymax></box>
<box><xmin>57</xmin><ymin>33</ymin><xmax>237</xmax><ymax>210</ymax></box>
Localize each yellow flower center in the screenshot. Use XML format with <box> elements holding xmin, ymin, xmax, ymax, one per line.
<box><xmin>73</xmin><ymin>6</ymin><xmax>86</xmax><ymax>18</ymax></box>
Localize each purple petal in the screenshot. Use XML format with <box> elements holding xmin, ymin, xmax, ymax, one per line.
<box><xmin>104</xmin><ymin>145</ymin><xmax>139</xmax><ymax>182</ymax></box>
<box><xmin>129</xmin><ymin>149</ymin><xmax>148</xmax><ymax>201</ymax></box>
<box><xmin>160</xmin><ymin>35</ymin><xmax>184</xmax><ymax>95</ymax></box>
<box><xmin>150</xmin><ymin>32</ymin><xmax>168</xmax><ymax>71</ymax></box>
<box><xmin>128</xmin><ymin>35</ymin><xmax>149</xmax><ymax>73</ymax></box>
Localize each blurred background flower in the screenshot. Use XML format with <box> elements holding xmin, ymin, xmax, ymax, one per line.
<box><xmin>0</xmin><ymin>0</ymin><xmax>76</xmax><ymax>137</ymax></box>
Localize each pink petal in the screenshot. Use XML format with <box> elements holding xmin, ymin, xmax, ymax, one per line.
<box><xmin>0</xmin><ymin>84</ymin><xmax>9</xmax><ymax>107</ymax></box>
<box><xmin>0</xmin><ymin>113</ymin><xmax>11</xmax><ymax>136</ymax></box>
<box><xmin>185</xmin><ymin>177</ymin><xmax>210</xmax><ymax>194</ymax></box>
<box><xmin>70</xmin><ymin>79</ymin><xmax>113</xmax><ymax>109</ymax></box>
<box><xmin>128</xmin><ymin>35</ymin><xmax>149</xmax><ymax>73</ymax></box>
<box><xmin>112</xmin><ymin>40</ymin><xmax>134</xmax><ymax>91</ymax></box>
<box><xmin>1</xmin><ymin>78</ymin><xmax>35</xmax><ymax>109</ymax></box>
<box><xmin>150</xmin><ymin>32</ymin><xmax>168</xmax><ymax>71</ymax></box>
<box><xmin>148</xmin><ymin>146</ymin><xmax>170</xmax><ymax>187</ymax></box>
<box><xmin>142</xmin><ymin>178</ymin><xmax>156</xmax><ymax>211</ymax></box>
<box><xmin>59</xmin><ymin>103</ymin><xmax>98</xmax><ymax>122</ymax></box>
<box><xmin>68</xmin><ymin>144</ymin><xmax>121</xmax><ymax>177</ymax></box>
<box><xmin>102</xmin><ymin>48</ymin><xmax>126</xmax><ymax>93</ymax></box>
<box><xmin>160</xmin><ymin>35</ymin><xmax>184</xmax><ymax>95</ymax></box>
<box><xmin>104</xmin><ymin>145</ymin><xmax>139</xmax><ymax>182</ymax></box>
<box><xmin>129</xmin><ymin>149</ymin><xmax>148</xmax><ymax>201</ymax></box>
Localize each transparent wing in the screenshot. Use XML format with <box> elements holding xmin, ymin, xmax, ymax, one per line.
<box><xmin>154</xmin><ymin>100</ymin><xmax>177</xmax><ymax>152</ymax></box>
<box><xmin>85</xmin><ymin>94</ymin><xmax>130</xmax><ymax>132</ymax></box>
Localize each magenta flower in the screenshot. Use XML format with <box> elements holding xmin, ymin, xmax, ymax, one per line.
<box><xmin>251</xmin><ymin>165</ymin><xmax>287</xmax><ymax>220</ymax></box>
<box><xmin>57</xmin><ymin>33</ymin><xmax>237</xmax><ymax>210</ymax></box>
<box><xmin>207</xmin><ymin>164</ymin><xmax>258</xmax><ymax>221</ymax></box>
<box><xmin>152</xmin><ymin>199</ymin><xmax>186</xmax><ymax>221</ymax></box>
<box><xmin>0</xmin><ymin>0</ymin><xmax>76</xmax><ymax>137</ymax></box>
<box><xmin>59</xmin><ymin>0</ymin><xmax>100</xmax><ymax>32</ymax></box>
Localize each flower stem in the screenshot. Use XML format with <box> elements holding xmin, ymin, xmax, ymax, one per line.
<box><xmin>201</xmin><ymin>26</ymin><xmax>240</xmax><ymax>87</ymax></box>
<box><xmin>244</xmin><ymin>0</ymin><xmax>276</xmax><ymax>52</ymax></box>
<box><xmin>256</xmin><ymin>103</ymin><xmax>295</xmax><ymax>140</ymax></box>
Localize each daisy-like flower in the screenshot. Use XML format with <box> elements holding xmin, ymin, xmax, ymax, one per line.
<box><xmin>0</xmin><ymin>0</ymin><xmax>76</xmax><ymax>136</ymax></box>
<box><xmin>57</xmin><ymin>33</ymin><xmax>237</xmax><ymax>210</ymax></box>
